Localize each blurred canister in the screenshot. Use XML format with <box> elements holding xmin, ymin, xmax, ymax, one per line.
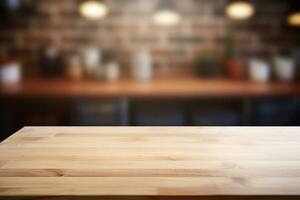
<box><xmin>66</xmin><ymin>54</ymin><xmax>83</xmax><ymax>81</ymax></box>
<box><xmin>105</xmin><ymin>62</ymin><xmax>120</xmax><ymax>81</ymax></box>
<box><xmin>249</xmin><ymin>59</ymin><xmax>270</xmax><ymax>83</ymax></box>
<box><xmin>132</xmin><ymin>50</ymin><xmax>152</xmax><ymax>81</ymax></box>
<box><xmin>82</xmin><ymin>46</ymin><xmax>101</xmax><ymax>76</ymax></box>
<box><xmin>0</xmin><ymin>59</ymin><xmax>22</xmax><ymax>85</ymax></box>
<box><xmin>39</xmin><ymin>46</ymin><xmax>63</xmax><ymax>77</ymax></box>
<box><xmin>273</xmin><ymin>56</ymin><xmax>295</xmax><ymax>82</ymax></box>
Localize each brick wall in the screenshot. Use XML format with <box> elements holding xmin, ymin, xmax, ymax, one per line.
<box><xmin>0</xmin><ymin>0</ymin><xmax>298</xmax><ymax>76</ymax></box>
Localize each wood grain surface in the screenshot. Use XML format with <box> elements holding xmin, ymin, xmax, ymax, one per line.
<box><xmin>0</xmin><ymin>127</ymin><xmax>300</xmax><ymax>199</ymax></box>
<box><xmin>1</xmin><ymin>77</ymin><xmax>300</xmax><ymax>98</ymax></box>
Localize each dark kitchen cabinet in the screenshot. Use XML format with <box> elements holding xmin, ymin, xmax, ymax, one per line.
<box><xmin>187</xmin><ymin>100</ymin><xmax>242</xmax><ymax>126</ymax></box>
<box><xmin>131</xmin><ymin>101</ymin><xmax>185</xmax><ymax>126</ymax></box>
<box><xmin>70</xmin><ymin>100</ymin><xmax>129</xmax><ymax>126</ymax></box>
<box><xmin>252</xmin><ymin>98</ymin><xmax>300</xmax><ymax>126</ymax></box>
<box><xmin>1</xmin><ymin>97</ymin><xmax>300</xmax><ymax>141</ymax></box>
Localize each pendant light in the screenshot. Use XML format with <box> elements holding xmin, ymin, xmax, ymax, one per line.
<box><xmin>79</xmin><ymin>0</ymin><xmax>108</xmax><ymax>20</ymax></box>
<box><xmin>226</xmin><ymin>0</ymin><xmax>255</xmax><ymax>20</ymax></box>
<box><xmin>287</xmin><ymin>1</ymin><xmax>300</xmax><ymax>27</ymax></box>
<box><xmin>288</xmin><ymin>12</ymin><xmax>300</xmax><ymax>26</ymax></box>
<box><xmin>153</xmin><ymin>0</ymin><xmax>181</xmax><ymax>26</ymax></box>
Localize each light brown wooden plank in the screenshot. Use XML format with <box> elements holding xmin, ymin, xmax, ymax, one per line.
<box><xmin>0</xmin><ymin>127</ymin><xmax>300</xmax><ymax>197</ymax></box>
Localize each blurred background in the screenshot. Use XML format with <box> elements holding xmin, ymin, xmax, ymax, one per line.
<box><xmin>1</xmin><ymin>0</ymin><xmax>300</xmax><ymax>140</ymax></box>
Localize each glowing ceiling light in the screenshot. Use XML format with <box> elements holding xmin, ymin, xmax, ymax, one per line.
<box><xmin>226</xmin><ymin>1</ymin><xmax>255</xmax><ymax>20</ymax></box>
<box><xmin>153</xmin><ymin>0</ymin><xmax>180</xmax><ymax>26</ymax></box>
<box><xmin>79</xmin><ymin>0</ymin><xmax>108</xmax><ymax>20</ymax></box>
<box><xmin>288</xmin><ymin>12</ymin><xmax>300</xmax><ymax>27</ymax></box>
<box><xmin>153</xmin><ymin>10</ymin><xmax>180</xmax><ymax>26</ymax></box>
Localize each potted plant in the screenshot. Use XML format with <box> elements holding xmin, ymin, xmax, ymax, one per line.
<box><xmin>195</xmin><ymin>51</ymin><xmax>220</xmax><ymax>78</ymax></box>
<box><xmin>223</xmin><ymin>33</ymin><xmax>246</xmax><ymax>79</ymax></box>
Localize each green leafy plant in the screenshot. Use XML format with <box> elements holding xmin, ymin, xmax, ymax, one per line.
<box><xmin>197</xmin><ymin>51</ymin><xmax>220</xmax><ymax>62</ymax></box>
<box><xmin>224</xmin><ymin>33</ymin><xmax>236</xmax><ymax>59</ymax></box>
<box><xmin>195</xmin><ymin>50</ymin><xmax>221</xmax><ymax>78</ymax></box>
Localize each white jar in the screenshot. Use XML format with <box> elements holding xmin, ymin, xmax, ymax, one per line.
<box><xmin>0</xmin><ymin>62</ymin><xmax>22</xmax><ymax>85</ymax></box>
<box><xmin>66</xmin><ymin>55</ymin><xmax>83</xmax><ymax>81</ymax></box>
<box><xmin>273</xmin><ymin>56</ymin><xmax>295</xmax><ymax>82</ymax></box>
<box><xmin>105</xmin><ymin>62</ymin><xmax>120</xmax><ymax>82</ymax></box>
<box><xmin>82</xmin><ymin>47</ymin><xmax>101</xmax><ymax>75</ymax></box>
<box><xmin>249</xmin><ymin>59</ymin><xmax>270</xmax><ymax>83</ymax></box>
<box><xmin>132</xmin><ymin>50</ymin><xmax>152</xmax><ymax>81</ymax></box>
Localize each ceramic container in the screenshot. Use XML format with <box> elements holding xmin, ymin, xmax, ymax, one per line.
<box><xmin>105</xmin><ymin>62</ymin><xmax>120</xmax><ymax>81</ymax></box>
<box><xmin>224</xmin><ymin>59</ymin><xmax>246</xmax><ymax>79</ymax></box>
<box><xmin>249</xmin><ymin>59</ymin><xmax>271</xmax><ymax>83</ymax></box>
<box><xmin>0</xmin><ymin>61</ymin><xmax>21</xmax><ymax>85</ymax></box>
<box><xmin>132</xmin><ymin>50</ymin><xmax>152</xmax><ymax>81</ymax></box>
<box><xmin>39</xmin><ymin>46</ymin><xmax>63</xmax><ymax>77</ymax></box>
<box><xmin>66</xmin><ymin>54</ymin><xmax>83</xmax><ymax>81</ymax></box>
<box><xmin>273</xmin><ymin>56</ymin><xmax>296</xmax><ymax>82</ymax></box>
<box><xmin>82</xmin><ymin>47</ymin><xmax>101</xmax><ymax>77</ymax></box>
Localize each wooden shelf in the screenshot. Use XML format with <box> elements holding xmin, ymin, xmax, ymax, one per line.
<box><xmin>1</xmin><ymin>77</ymin><xmax>300</xmax><ymax>98</ymax></box>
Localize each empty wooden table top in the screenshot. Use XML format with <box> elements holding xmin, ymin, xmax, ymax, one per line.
<box><xmin>0</xmin><ymin>127</ymin><xmax>300</xmax><ymax>199</ymax></box>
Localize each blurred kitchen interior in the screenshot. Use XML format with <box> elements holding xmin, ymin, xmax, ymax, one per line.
<box><xmin>1</xmin><ymin>0</ymin><xmax>300</xmax><ymax>140</ymax></box>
